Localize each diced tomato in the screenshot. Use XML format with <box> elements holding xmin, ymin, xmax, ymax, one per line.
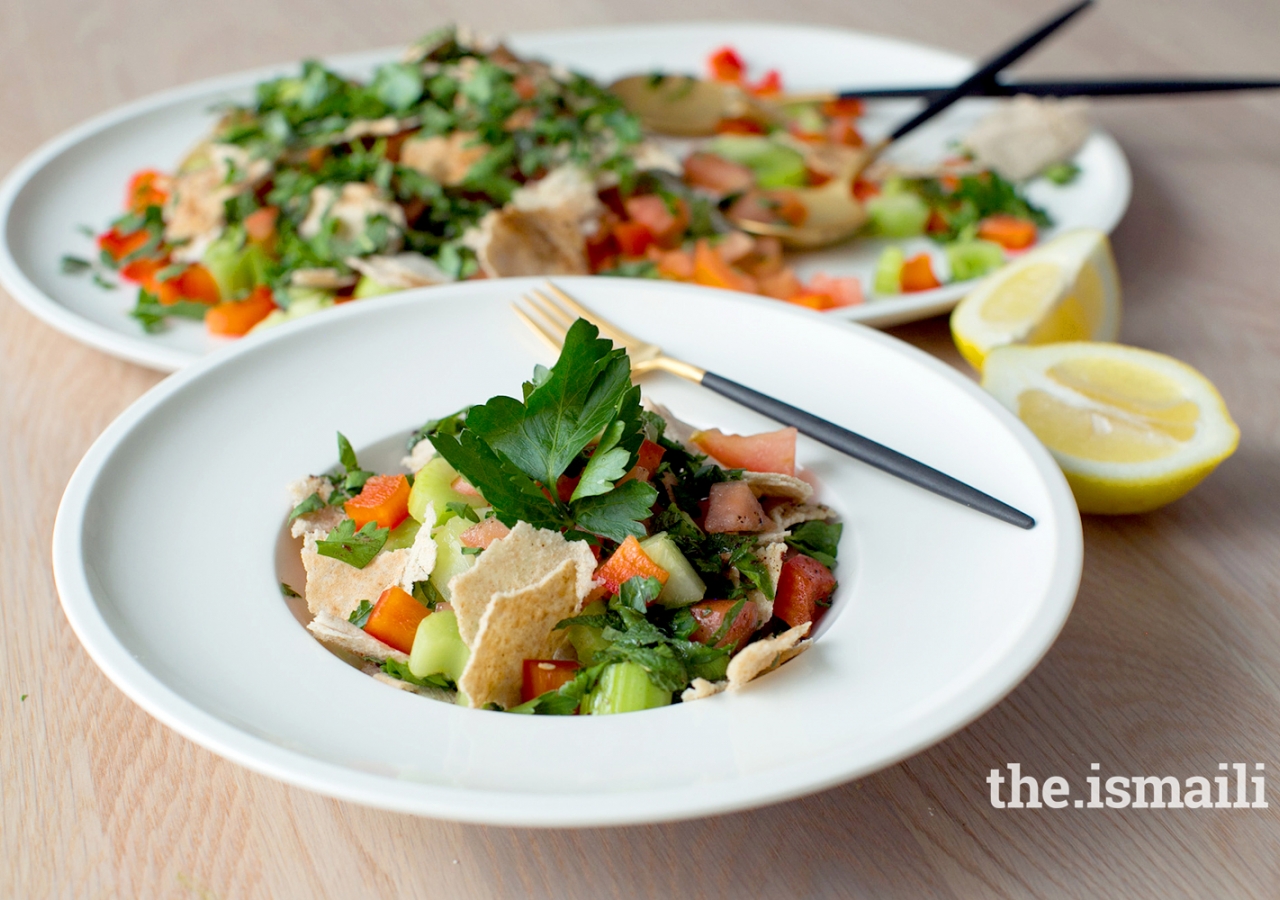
<box><xmin>450</xmin><ymin>475</ymin><xmax>482</xmax><ymax>498</ymax></box>
<box><xmin>806</xmin><ymin>273</ymin><xmax>864</xmax><ymax>308</ymax></box>
<box><xmin>623</xmin><ymin>194</ymin><xmax>689</xmax><ymax>249</ymax></box>
<box><xmin>595</xmin><ymin>535</ymin><xmax>669</xmax><ymax>596</ymax></box>
<box><xmin>363</xmin><ymin>586</ymin><xmax>430</xmax><ymax>654</ymax></box>
<box><xmin>708</xmin><ymin>46</ymin><xmax>745</xmax><ymax>82</ymax></box>
<box><xmin>704</xmin><ymin>481</ymin><xmax>768</xmax><ymax>533</ymax></box>
<box><xmin>513</xmin><ymin>74</ymin><xmax>539</xmax><ymax>100</ymax></box>
<box><xmin>127</xmin><ymin>169</ymin><xmax>170</xmax><ymax>213</ymax></box>
<box><xmin>459</xmin><ymin>517</ymin><xmax>511</xmax><ymax>549</ymax></box>
<box><xmin>521</xmin><ymin>659</ymin><xmax>581</xmax><ymax>704</ymax></box>
<box><xmin>174</xmin><ymin>263</ymin><xmax>221</xmax><ymax>305</ymax></box>
<box><xmin>714</xmin><ymin>117</ymin><xmax>767</xmax><ymax>135</ymax></box>
<box><xmin>715</xmin><ymin>231</ymin><xmax>755</xmax><ymax>264</ymax></box>
<box><xmin>728</xmin><ymin>191</ymin><xmax>808</xmax><ymax>228</ymax></box>
<box><xmin>613</xmin><ymin>221</ymin><xmax>656</xmax><ymax>257</ymax></box>
<box><xmin>900</xmin><ymin>254</ymin><xmax>941</xmax><ymax>292</ymax></box>
<box><xmin>585</xmin><ymin>226</ymin><xmax>619</xmax><ymax>273</ymax></box>
<box><xmin>822</xmin><ymin>97</ymin><xmax>865</xmax><ymax>118</ymax></box>
<box><xmin>683</xmin><ymin>151</ymin><xmax>755</xmax><ymax>196</ymax></box>
<box><xmin>243</xmin><ymin>206</ymin><xmax>279</xmax><ymax>249</ymax></box>
<box><xmin>738</xmin><ymin>235</ymin><xmax>784</xmax><ymax>278</ymax></box>
<box><xmin>852</xmin><ymin>178</ymin><xmax>880</xmax><ymax>202</ymax></box>
<box><xmin>689</xmin><ymin>600</ymin><xmax>758</xmax><ymax>653</ymax></box>
<box><xmin>772</xmin><ymin>554</ymin><xmax>837</xmax><ymax>628</ymax></box>
<box><xmin>925</xmin><ymin>209</ymin><xmax>949</xmax><ymax>234</ymax></box>
<box><xmin>757</xmin><ymin>268</ymin><xmax>802</xmax><ymax>300</ymax></box>
<box><xmin>749</xmin><ymin>69</ymin><xmax>783</xmax><ymax>96</ymax></box>
<box><xmin>205</xmin><ymin>285</ymin><xmax>276</xmax><ymax>336</ymax></box>
<box><xmin>555</xmin><ymin>473</ymin><xmax>580</xmax><ymax>503</ymax></box>
<box><xmin>692</xmin><ymin>239</ymin><xmax>757</xmax><ymax>294</ymax></box>
<box><xmin>650</xmin><ymin>247</ymin><xmax>695</xmax><ymax>280</ymax></box>
<box><xmin>826</xmin><ymin>116</ymin><xmax>863</xmax><ymax>148</ymax></box>
<box><xmin>344</xmin><ymin>473</ymin><xmax>412</xmax><ymax>531</ymax></box>
<box><xmin>97</xmin><ymin>227</ymin><xmax>151</xmax><ymax>262</ymax></box>
<box><xmin>636</xmin><ymin>439</ymin><xmax>665</xmax><ymax>473</ymax></box>
<box><xmin>977</xmin><ymin>215</ymin><xmax>1038</xmax><ymax>250</ymax></box>
<box><xmin>692</xmin><ymin>426</ymin><xmax>797</xmax><ymax>476</ymax></box>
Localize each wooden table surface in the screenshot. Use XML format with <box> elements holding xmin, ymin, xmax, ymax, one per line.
<box><xmin>3</xmin><ymin>0</ymin><xmax>1279</xmax><ymax>896</ymax></box>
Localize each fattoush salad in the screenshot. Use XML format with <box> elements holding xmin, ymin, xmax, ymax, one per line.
<box><xmin>283</xmin><ymin>319</ymin><xmax>843</xmax><ymax>713</ymax></box>
<box><xmin>65</xmin><ymin>26</ymin><xmax>1075</xmax><ymax>336</ymax></box>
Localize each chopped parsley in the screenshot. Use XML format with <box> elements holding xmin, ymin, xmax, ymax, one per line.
<box><xmin>348</xmin><ymin>599</ymin><xmax>374</xmax><ymax>627</ymax></box>
<box><xmin>315</xmin><ymin>519</ymin><xmax>388</xmax><ymax>569</ymax></box>
<box><xmin>279</xmin><ymin>582</ymin><xmax>302</xmax><ymax>598</ymax></box>
<box><xmin>785</xmin><ymin>520</ymin><xmax>843</xmax><ymax>569</ymax></box>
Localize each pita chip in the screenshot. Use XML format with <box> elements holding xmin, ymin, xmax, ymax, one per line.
<box><xmin>307</xmin><ymin>612</ymin><xmax>408</xmax><ymax>664</ymax></box>
<box><xmin>727</xmin><ymin>622</ymin><xmax>811</xmax><ymax>690</ymax></box>
<box><xmin>743</xmin><ymin>471</ymin><xmax>813</xmax><ymax>503</ymax></box>
<box><xmin>681</xmin><ymin>678</ymin><xmax>727</xmax><ymax>703</ymax></box>
<box><xmin>457</xmin><ymin>557</ymin><xmax>584</xmax><ymax>709</ymax></box>
<box><xmin>399</xmin><ymin>503</ymin><xmax>438</xmax><ymax>591</ymax></box>
<box><xmin>301</xmin><ymin>533</ymin><xmax>410</xmax><ymax>620</ymax></box>
<box><xmin>447</xmin><ymin>521</ymin><xmax>596</xmax><ymax>648</ymax></box>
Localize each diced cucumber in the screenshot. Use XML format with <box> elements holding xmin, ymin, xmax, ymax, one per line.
<box><xmin>429</xmin><ymin>515</ymin><xmax>475</xmax><ymax>600</ymax></box>
<box><xmin>945</xmin><ymin>239</ymin><xmax>1005</xmax><ymax>282</ymax></box>
<box><xmin>201</xmin><ymin>226</ymin><xmax>273</xmax><ymax>299</ymax></box>
<box><xmin>866</xmin><ymin>191</ymin><xmax>930</xmax><ymax>238</ymax></box>
<box><xmin>639</xmin><ymin>533</ymin><xmax>706</xmax><ymax>607</ymax></box>
<box><xmin>354</xmin><ymin>274</ymin><xmax>398</xmax><ymax>299</ymax></box>
<box><xmin>584</xmin><ymin>662</ymin><xmax>671</xmax><ymax>715</ymax></box>
<box><xmin>249</xmin><ymin>288</ymin><xmax>335</xmax><ymax>333</ymax></box>
<box><xmin>784</xmin><ymin>103</ymin><xmax>825</xmax><ymax>135</ymax></box>
<box><xmin>408</xmin><ymin>456</ymin><xmax>486</xmax><ymax>524</ymax></box>
<box><xmin>708</xmin><ymin>135</ymin><xmax>807</xmax><ymax>189</ymax></box>
<box><xmin>383</xmin><ymin>516</ymin><xmax>422</xmax><ymax>552</ymax></box>
<box><xmin>566</xmin><ymin>600</ymin><xmax>612</xmax><ymax>665</ymax></box>
<box><xmin>408</xmin><ymin>610</ymin><xmax>469</xmax><ymax>682</ymax></box>
<box><xmin>873</xmin><ymin>246</ymin><xmax>905</xmax><ymax>294</ymax></box>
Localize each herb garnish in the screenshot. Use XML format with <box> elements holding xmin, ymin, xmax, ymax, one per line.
<box><xmin>316</xmin><ymin>519</ymin><xmax>388</xmax><ymax>569</ymax></box>
<box><xmin>348</xmin><ymin>599</ymin><xmax>374</xmax><ymax>627</ymax></box>
<box><xmin>429</xmin><ymin>319</ymin><xmax>658</xmax><ymax>543</ymax></box>
<box><xmin>785</xmin><ymin>521</ymin><xmax>843</xmax><ymax>569</ymax></box>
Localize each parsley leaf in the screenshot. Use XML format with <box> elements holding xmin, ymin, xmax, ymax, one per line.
<box><xmin>289</xmin><ymin>492</ymin><xmax>325</xmax><ymax>521</ymax></box>
<box><xmin>617</xmin><ymin>575</ymin><xmax>663</xmax><ymax>613</ymax></box>
<box><xmin>571</xmin><ymin>479</ymin><xmax>658</xmax><ymax>543</ymax></box>
<box><xmin>785</xmin><ymin>521</ymin><xmax>843</xmax><ymax>569</ymax></box>
<box><xmin>60</xmin><ymin>255</ymin><xmax>92</xmax><ymax>274</ymax></box>
<box><xmin>412</xmin><ymin>579</ymin><xmax>445</xmax><ymax>611</ymax></box>
<box><xmin>381</xmin><ymin>658</ymin><xmax>453</xmax><ymax>691</ymax></box>
<box><xmin>315</xmin><ymin>519</ymin><xmax>388</xmax><ymax>569</ymax></box>
<box><xmin>279</xmin><ymin>582</ymin><xmax>301</xmax><ymax>598</ymax></box>
<box><xmin>348</xmin><ymin>599</ymin><xmax>374</xmax><ymax>627</ymax></box>
<box><xmin>445</xmin><ymin>501</ymin><xmax>480</xmax><ymax>523</ymax></box>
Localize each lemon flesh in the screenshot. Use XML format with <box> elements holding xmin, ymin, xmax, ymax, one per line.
<box><xmin>983</xmin><ymin>343</ymin><xmax>1239</xmax><ymax>514</ymax></box>
<box><xmin>951</xmin><ymin>229</ymin><xmax>1121</xmax><ymax>371</ymax></box>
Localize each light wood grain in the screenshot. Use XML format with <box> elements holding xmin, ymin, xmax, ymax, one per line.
<box><xmin>3</xmin><ymin>1</ymin><xmax>1280</xmax><ymax>897</ymax></box>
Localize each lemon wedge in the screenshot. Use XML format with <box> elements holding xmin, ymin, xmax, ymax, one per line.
<box><xmin>951</xmin><ymin>229</ymin><xmax>1122</xmax><ymax>370</ymax></box>
<box><xmin>982</xmin><ymin>343</ymin><xmax>1239</xmax><ymax>514</ymax></box>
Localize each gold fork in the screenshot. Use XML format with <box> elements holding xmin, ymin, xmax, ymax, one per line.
<box><xmin>515</xmin><ymin>283</ymin><xmax>1035</xmax><ymax>530</ymax></box>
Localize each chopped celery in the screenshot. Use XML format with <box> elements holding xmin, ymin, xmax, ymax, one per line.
<box><xmin>873</xmin><ymin>246</ymin><xmax>905</xmax><ymax>294</ymax></box>
<box><xmin>566</xmin><ymin>600</ymin><xmax>612</xmax><ymax>665</ymax></box>
<box><xmin>383</xmin><ymin>516</ymin><xmax>422</xmax><ymax>551</ymax></box>
<box><xmin>429</xmin><ymin>515</ymin><xmax>475</xmax><ymax>600</ymax></box>
<box><xmin>408</xmin><ymin>456</ymin><xmax>486</xmax><ymax>524</ymax></box>
<box><xmin>584</xmin><ymin>662</ymin><xmax>671</xmax><ymax>715</ymax></box>
<box><xmin>408</xmin><ymin>610</ymin><xmax>469</xmax><ymax>682</ymax></box>
<box><xmin>707</xmin><ymin>135</ymin><xmax>807</xmax><ymax>189</ymax></box>
<box><xmin>866</xmin><ymin>191</ymin><xmax>930</xmax><ymax>238</ymax></box>
<box><xmin>354</xmin><ymin>274</ymin><xmax>398</xmax><ymax>298</ymax></box>
<box><xmin>639</xmin><ymin>533</ymin><xmax>706</xmax><ymax>607</ymax></box>
<box><xmin>946</xmin><ymin>240</ymin><xmax>1005</xmax><ymax>282</ymax></box>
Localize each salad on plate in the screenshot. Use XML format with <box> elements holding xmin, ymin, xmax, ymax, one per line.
<box><xmin>283</xmin><ymin>318</ymin><xmax>843</xmax><ymax>713</ymax></box>
<box><xmin>62</xmin><ymin>25</ymin><xmax>1079</xmax><ymax>338</ymax></box>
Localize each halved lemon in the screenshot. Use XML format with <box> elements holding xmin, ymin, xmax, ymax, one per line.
<box><xmin>983</xmin><ymin>343</ymin><xmax>1239</xmax><ymax>514</ymax></box>
<box><xmin>951</xmin><ymin>229</ymin><xmax>1122</xmax><ymax>371</ymax></box>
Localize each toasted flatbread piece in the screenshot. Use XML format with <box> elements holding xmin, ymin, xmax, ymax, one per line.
<box><xmin>748</xmin><ymin>541</ymin><xmax>788</xmax><ymax>624</ymax></box>
<box><xmin>301</xmin><ymin>534</ymin><xmax>410</xmax><ymax>620</ymax></box>
<box><xmin>767</xmin><ymin>501</ymin><xmax>834</xmax><ymax>533</ymax></box>
<box><xmin>448</xmin><ymin>521</ymin><xmax>597</xmax><ymax>648</ymax></box>
<box><xmin>307</xmin><ymin>612</ymin><xmax>408</xmax><ymax>664</ymax></box>
<box><xmin>400</xmin><ymin>503</ymin><xmax>438</xmax><ymax>590</ymax></box>
<box><xmin>457</xmin><ymin>557</ymin><xmax>583</xmax><ymax>709</ymax></box>
<box><xmin>681</xmin><ymin>678</ymin><xmax>727</xmax><ymax>703</ymax></box>
<box><xmin>743</xmin><ymin>471</ymin><xmax>813</xmax><ymax>503</ymax></box>
<box><xmin>370</xmin><ymin>671</ymin><xmax>457</xmax><ymax>704</ymax></box>
<box><xmin>727</xmin><ymin>622</ymin><xmax>811</xmax><ymax>690</ymax></box>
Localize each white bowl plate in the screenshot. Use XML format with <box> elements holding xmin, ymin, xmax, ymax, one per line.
<box><xmin>53</xmin><ymin>277</ymin><xmax>1081</xmax><ymax>826</ymax></box>
<box><xmin>1</xmin><ymin>22</ymin><xmax>1130</xmax><ymax>372</ymax></box>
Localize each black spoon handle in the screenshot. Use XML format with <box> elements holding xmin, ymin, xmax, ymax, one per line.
<box><xmin>699</xmin><ymin>371</ymin><xmax>1036</xmax><ymax>530</ymax></box>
